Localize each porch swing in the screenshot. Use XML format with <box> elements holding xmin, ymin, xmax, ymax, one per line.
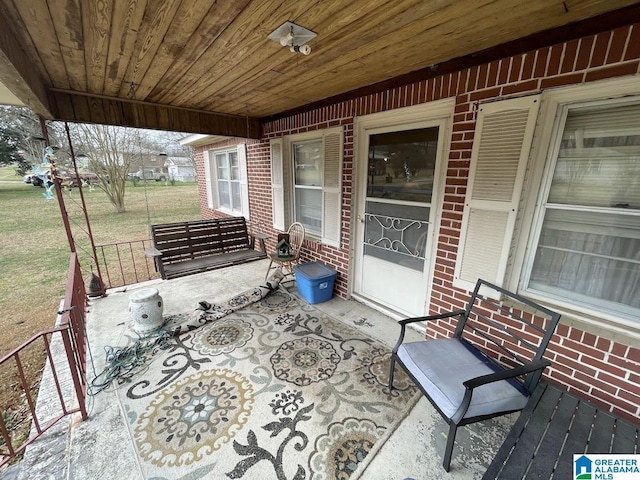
<box><xmin>141</xmin><ymin>113</ymin><xmax>268</xmax><ymax>280</ymax></box>
<box><xmin>145</xmin><ymin>216</ymin><xmax>267</xmax><ymax>280</ymax></box>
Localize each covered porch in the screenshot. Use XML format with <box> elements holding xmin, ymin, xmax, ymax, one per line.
<box><xmin>1</xmin><ymin>0</ymin><xmax>638</xmax><ymax>477</ymax></box>
<box><xmin>9</xmin><ymin>260</ymin><xmax>515</xmax><ymax>479</ymax></box>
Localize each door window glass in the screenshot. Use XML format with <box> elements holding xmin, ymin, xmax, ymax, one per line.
<box><xmin>367</xmin><ymin>128</ymin><xmax>439</xmax><ymax>203</ymax></box>
<box><xmin>364</xmin><ymin>127</ymin><xmax>439</xmax><ymax>271</ymax></box>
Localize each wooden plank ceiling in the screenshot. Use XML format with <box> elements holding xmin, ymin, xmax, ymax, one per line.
<box><xmin>0</xmin><ymin>0</ymin><xmax>638</xmax><ymax>137</ymax></box>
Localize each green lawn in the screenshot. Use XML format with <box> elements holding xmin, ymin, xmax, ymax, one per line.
<box><xmin>0</xmin><ymin>167</ymin><xmax>200</xmax><ymax>430</ymax></box>
<box><xmin>0</xmin><ymin>167</ymin><xmax>200</xmax><ymax>458</ymax></box>
<box><xmin>0</xmin><ymin>171</ymin><xmax>201</xmax><ymax>356</ymax></box>
<box><xmin>0</xmin><ymin>165</ymin><xmax>24</xmax><ymax>181</ymax></box>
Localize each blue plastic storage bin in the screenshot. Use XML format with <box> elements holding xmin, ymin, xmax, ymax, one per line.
<box><xmin>293</xmin><ymin>262</ymin><xmax>337</xmax><ymax>304</ymax></box>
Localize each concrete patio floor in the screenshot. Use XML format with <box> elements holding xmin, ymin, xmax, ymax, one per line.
<box><xmin>7</xmin><ymin>259</ymin><xmax>516</xmax><ymax>480</ymax></box>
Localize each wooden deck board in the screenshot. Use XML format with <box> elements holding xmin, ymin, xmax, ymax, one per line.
<box><xmin>525</xmin><ymin>392</ymin><xmax>578</xmax><ymax>479</ymax></box>
<box><xmin>162</xmin><ymin>249</ymin><xmax>264</xmax><ymax>279</ymax></box>
<box><xmin>483</xmin><ymin>382</ymin><xmax>639</xmax><ymax>479</ymax></box>
<box><xmin>587</xmin><ymin>409</ymin><xmax>616</xmax><ymax>453</ymax></box>
<box><xmin>613</xmin><ymin>419</ymin><xmax>640</xmax><ymax>453</ymax></box>
<box><xmin>491</xmin><ymin>384</ymin><xmax>562</xmax><ymax>479</ymax></box>
<box><xmin>554</xmin><ymin>400</ymin><xmax>597</xmax><ymax>478</ymax></box>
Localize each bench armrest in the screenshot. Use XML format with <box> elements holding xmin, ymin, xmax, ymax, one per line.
<box><xmin>247</xmin><ymin>233</ymin><xmax>255</xmax><ymax>250</ymax></box>
<box><xmin>451</xmin><ymin>359</ymin><xmax>551</xmax><ymax>423</ymax></box>
<box><xmin>144</xmin><ymin>247</ymin><xmax>162</xmax><ymax>258</ymax></box>
<box><xmin>463</xmin><ymin>359</ymin><xmax>551</xmax><ymax>389</ymax></box>
<box><xmin>392</xmin><ymin>309</ymin><xmax>467</xmax><ymax>354</ymax></box>
<box><xmin>399</xmin><ymin>309</ymin><xmax>467</xmax><ymax>326</ymax></box>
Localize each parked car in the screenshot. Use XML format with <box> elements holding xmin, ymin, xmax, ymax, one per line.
<box><xmin>31</xmin><ymin>173</ymin><xmax>52</xmax><ymax>187</ymax></box>
<box><xmin>23</xmin><ymin>174</ymin><xmax>33</xmax><ymax>184</ymax></box>
<box><xmin>128</xmin><ymin>169</ymin><xmax>167</xmax><ymax>182</ymax></box>
<box><xmin>62</xmin><ymin>172</ymin><xmax>100</xmax><ymax>187</ymax></box>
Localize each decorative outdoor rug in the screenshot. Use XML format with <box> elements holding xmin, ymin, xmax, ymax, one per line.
<box><xmin>115</xmin><ymin>288</ymin><xmax>420</xmax><ymax>480</ymax></box>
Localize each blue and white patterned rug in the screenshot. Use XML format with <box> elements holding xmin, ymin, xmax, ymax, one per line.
<box><xmin>116</xmin><ymin>288</ymin><xmax>420</xmax><ymax>479</ymax></box>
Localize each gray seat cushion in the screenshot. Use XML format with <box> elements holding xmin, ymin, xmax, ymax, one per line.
<box><xmin>397</xmin><ymin>338</ymin><xmax>529</xmax><ymax>423</ymax></box>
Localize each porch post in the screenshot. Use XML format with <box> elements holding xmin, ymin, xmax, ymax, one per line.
<box><xmin>39</xmin><ymin>116</ymin><xmax>76</xmax><ymax>254</ymax></box>
<box><xmin>64</xmin><ymin>122</ymin><xmax>106</xmax><ymax>296</ymax></box>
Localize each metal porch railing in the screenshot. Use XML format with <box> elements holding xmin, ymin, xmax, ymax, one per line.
<box><xmin>95</xmin><ymin>239</ymin><xmax>159</xmax><ymax>289</ymax></box>
<box><xmin>0</xmin><ymin>253</ymin><xmax>88</xmax><ymax>468</ymax></box>
<box><xmin>94</xmin><ymin>221</ymin><xmax>270</xmax><ymax>290</ymax></box>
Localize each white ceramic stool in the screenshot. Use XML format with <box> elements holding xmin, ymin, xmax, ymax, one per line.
<box><xmin>129</xmin><ymin>288</ymin><xmax>164</xmax><ymax>335</ymax></box>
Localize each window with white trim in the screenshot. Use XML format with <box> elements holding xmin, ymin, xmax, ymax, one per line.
<box><xmin>522</xmin><ymin>100</ymin><xmax>640</xmax><ymax>321</ymax></box>
<box><xmin>204</xmin><ymin>144</ymin><xmax>249</xmax><ymax>218</ymax></box>
<box><xmin>216</xmin><ymin>149</ymin><xmax>240</xmax><ymax>210</ymax></box>
<box><xmin>270</xmin><ymin>127</ymin><xmax>343</xmax><ymax>247</ymax></box>
<box><xmin>292</xmin><ymin>139</ymin><xmax>323</xmax><ymax>235</ymax></box>
<box><xmin>455</xmin><ymin>82</ymin><xmax>640</xmax><ymax>329</ymax></box>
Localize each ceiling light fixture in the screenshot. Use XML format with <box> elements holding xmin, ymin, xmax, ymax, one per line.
<box><xmin>268</xmin><ymin>21</ymin><xmax>316</xmax><ymax>56</ymax></box>
<box><xmin>290</xmin><ymin>44</ymin><xmax>311</xmax><ymax>55</ymax></box>
<box><xmin>279</xmin><ymin>30</ymin><xmax>294</xmax><ymax>47</ymax></box>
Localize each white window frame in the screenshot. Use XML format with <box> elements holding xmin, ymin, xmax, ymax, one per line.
<box><xmin>508</xmin><ymin>77</ymin><xmax>640</xmax><ymax>334</ymax></box>
<box><xmin>271</xmin><ymin>127</ymin><xmax>343</xmax><ymax>247</ymax></box>
<box><xmin>217</xmin><ymin>148</ymin><xmax>241</xmax><ymax>211</ymax></box>
<box><xmin>203</xmin><ymin>144</ymin><xmax>249</xmax><ymax>219</ymax></box>
<box><xmin>291</xmin><ymin>138</ymin><xmax>323</xmax><ymax>236</ymax></box>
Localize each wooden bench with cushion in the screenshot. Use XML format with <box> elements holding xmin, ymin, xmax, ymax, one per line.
<box><xmin>145</xmin><ymin>217</ymin><xmax>266</xmax><ymax>280</ymax></box>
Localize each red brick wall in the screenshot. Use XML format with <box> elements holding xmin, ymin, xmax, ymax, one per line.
<box><xmin>253</xmin><ymin>120</ymin><xmax>354</xmax><ymax>297</ymax></box>
<box><xmin>195</xmin><ymin>137</ymin><xmax>261</xmax><ymax>221</ymax></box>
<box><xmin>422</xmin><ymin>25</ymin><xmax>640</xmax><ymax>424</ymax></box>
<box><xmin>195</xmin><ymin>24</ymin><xmax>640</xmax><ymax>423</ymax></box>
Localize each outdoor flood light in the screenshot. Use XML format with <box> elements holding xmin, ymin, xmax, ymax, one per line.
<box><xmin>290</xmin><ymin>44</ymin><xmax>311</xmax><ymax>55</ymax></box>
<box><xmin>268</xmin><ymin>21</ymin><xmax>316</xmax><ymax>56</ymax></box>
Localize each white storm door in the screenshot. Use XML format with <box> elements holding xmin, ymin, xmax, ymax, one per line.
<box><xmin>355</xmin><ymin>125</ymin><xmax>443</xmax><ymax>317</ymax></box>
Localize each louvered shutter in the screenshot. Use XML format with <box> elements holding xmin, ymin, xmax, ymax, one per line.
<box><xmin>321</xmin><ymin>129</ymin><xmax>343</xmax><ymax>248</ymax></box>
<box><xmin>237</xmin><ymin>144</ymin><xmax>250</xmax><ymax>219</ymax></box>
<box><xmin>203</xmin><ymin>150</ymin><xmax>217</xmax><ymax>209</ymax></box>
<box><xmin>270</xmin><ymin>139</ymin><xmax>285</xmax><ymax>230</ymax></box>
<box><xmin>454</xmin><ymin>95</ymin><xmax>540</xmax><ymax>291</ymax></box>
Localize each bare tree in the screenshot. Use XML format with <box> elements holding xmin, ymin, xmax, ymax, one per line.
<box><xmin>155</xmin><ymin>131</ymin><xmax>195</xmax><ymax>165</ymax></box>
<box><xmin>0</xmin><ymin>106</ymin><xmax>63</xmax><ymax>175</ymax></box>
<box><xmin>69</xmin><ymin>124</ymin><xmax>144</xmax><ymax>213</ymax></box>
<box><xmin>182</xmin><ymin>143</ymin><xmax>196</xmax><ymax>168</ymax></box>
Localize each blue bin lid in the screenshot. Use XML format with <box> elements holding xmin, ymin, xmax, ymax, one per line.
<box><xmin>294</xmin><ymin>262</ymin><xmax>336</xmax><ymax>280</ymax></box>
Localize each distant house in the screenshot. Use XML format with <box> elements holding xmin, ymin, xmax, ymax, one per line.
<box><xmin>165</xmin><ymin>156</ymin><xmax>196</xmax><ymax>182</ymax></box>
<box><xmin>124</xmin><ymin>149</ymin><xmax>167</xmax><ymax>173</ymax></box>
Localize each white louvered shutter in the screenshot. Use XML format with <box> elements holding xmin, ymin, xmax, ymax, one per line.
<box><xmin>270</xmin><ymin>139</ymin><xmax>285</xmax><ymax>230</ymax></box>
<box><xmin>321</xmin><ymin>129</ymin><xmax>343</xmax><ymax>248</ymax></box>
<box><xmin>203</xmin><ymin>150</ymin><xmax>217</xmax><ymax>209</ymax></box>
<box><xmin>454</xmin><ymin>95</ymin><xmax>540</xmax><ymax>292</ymax></box>
<box><xmin>237</xmin><ymin>144</ymin><xmax>250</xmax><ymax>220</ymax></box>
